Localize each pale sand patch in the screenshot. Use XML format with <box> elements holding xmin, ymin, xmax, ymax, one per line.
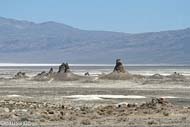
<box><xmin>6</xmin><ymin>94</ymin><xmax>22</xmax><ymax>97</ymax></box>
<box><xmin>6</xmin><ymin>94</ymin><xmax>33</xmax><ymax>98</ymax></box>
<box><xmin>160</xmin><ymin>96</ymin><xmax>179</xmax><ymax>99</ymax></box>
<box><xmin>63</xmin><ymin>95</ymin><xmax>146</xmax><ymax>100</ymax></box>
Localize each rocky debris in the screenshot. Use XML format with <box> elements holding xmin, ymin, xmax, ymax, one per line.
<box><xmin>139</xmin><ymin>98</ymin><xmax>172</xmax><ymax>109</ymax></box>
<box><xmin>95</xmin><ymin>98</ymin><xmax>174</xmax><ymax>117</ymax></box>
<box><xmin>94</xmin><ymin>98</ymin><xmax>172</xmax><ymax>116</ymax></box>
<box><xmin>113</xmin><ymin>59</ymin><xmax>126</xmax><ymax>73</ymax></box>
<box><xmin>100</xmin><ymin>59</ymin><xmax>132</xmax><ymax>80</ymax></box>
<box><xmin>81</xmin><ymin>119</ymin><xmax>91</xmax><ymax>125</ymax></box>
<box><xmin>147</xmin><ymin>120</ymin><xmax>159</xmax><ymax>125</ymax></box>
<box><xmin>166</xmin><ymin>72</ymin><xmax>186</xmax><ymax>81</ymax></box>
<box><xmin>0</xmin><ymin>98</ymin><xmax>188</xmax><ymax>126</ymax></box>
<box><xmin>0</xmin><ymin>99</ymin><xmax>67</xmax><ymax>122</ymax></box>
<box><xmin>13</xmin><ymin>72</ymin><xmax>28</xmax><ymax>79</ymax></box>
<box><xmin>135</xmin><ymin>98</ymin><xmax>176</xmax><ymax>116</ymax></box>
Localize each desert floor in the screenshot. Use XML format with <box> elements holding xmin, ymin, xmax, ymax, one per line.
<box><xmin>0</xmin><ymin>77</ymin><xmax>189</xmax><ymax>127</ymax></box>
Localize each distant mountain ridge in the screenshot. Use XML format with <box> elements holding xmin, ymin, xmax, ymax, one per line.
<box><xmin>0</xmin><ymin>17</ymin><xmax>190</xmax><ymax>64</ymax></box>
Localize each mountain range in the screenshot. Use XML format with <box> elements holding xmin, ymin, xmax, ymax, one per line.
<box><xmin>0</xmin><ymin>17</ymin><xmax>189</xmax><ymax>64</ymax></box>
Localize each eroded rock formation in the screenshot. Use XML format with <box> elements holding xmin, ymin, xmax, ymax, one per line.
<box><xmin>33</xmin><ymin>68</ymin><xmax>55</xmax><ymax>81</ymax></box>
<box><xmin>32</xmin><ymin>62</ymin><xmax>85</xmax><ymax>81</ymax></box>
<box><xmin>13</xmin><ymin>72</ymin><xmax>29</xmax><ymax>79</ymax></box>
<box><xmin>58</xmin><ymin>63</ymin><xmax>70</xmax><ymax>73</ymax></box>
<box><xmin>100</xmin><ymin>59</ymin><xmax>132</xmax><ymax>80</ymax></box>
<box><xmin>84</xmin><ymin>72</ymin><xmax>90</xmax><ymax>76</ymax></box>
<box><xmin>113</xmin><ymin>59</ymin><xmax>126</xmax><ymax>73</ymax></box>
<box><xmin>53</xmin><ymin>62</ymin><xmax>84</xmax><ymax>81</ymax></box>
<box><xmin>48</xmin><ymin>67</ymin><xmax>53</xmax><ymax>74</ymax></box>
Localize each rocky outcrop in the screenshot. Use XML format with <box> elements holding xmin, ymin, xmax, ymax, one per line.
<box><xmin>84</xmin><ymin>72</ymin><xmax>90</xmax><ymax>76</ymax></box>
<box><xmin>48</xmin><ymin>67</ymin><xmax>53</xmax><ymax>74</ymax></box>
<box><xmin>33</xmin><ymin>68</ymin><xmax>55</xmax><ymax>81</ymax></box>
<box><xmin>32</xmin><ymin>62</ymin><xmax>85</xmax><ymax>81</ymax></box>
<box><xmin>58</xmin><ymin>63</ymin><xmax>70</xmax><ymax>73</ymax></box>
<box><xmin>13</xmin><ymin>72</ymin><xmax>29</xmax><ymax>79</ymax></box>
<box><xmin>100</xmin><ymin>59</ymin><xmax>132</xmax><ymax>80</ymax></box>
<box><xmin>113</xmin><ymin>59</ymin><xmax>126</xmax><ymax>73</ymax></box>
<box><xmin>53</xmin><ymin>62</ymin><xmax>84</xmax><ymax>81</ymax></box>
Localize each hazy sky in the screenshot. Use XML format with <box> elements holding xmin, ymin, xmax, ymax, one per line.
<box><xmin>0</xmin><ymin>0</ymin><xmax>190</xmax><ymax>33</ymax></box>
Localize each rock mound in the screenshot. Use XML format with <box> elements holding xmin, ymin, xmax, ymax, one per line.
<box><xmin>53</xmin><ymin>62</ymin><xmax>84</xmax><ymax>81</ymax></box>
<box><xmin>32</xmin><ymin>62</ymin><xmax>85</xmax><ymax>81</ymax></box>
<box><xmin>166</xmin><ymin>72</ymin><xmax>186</xmax><ymax>81</ymax></box>
<box><xmin>149</xmin><ymin>74</ymin><xmax>164</xmax><ymax>79</ymax></box>
<box><xmin>13</xmin><ymin>72</ymin><xmax>28</xmax><ymax>79</ymax></box>
<box><xmin>33</xmin><ymin>68</ymin><xmax>55</xmax><ymax>81</ymax></box>
<box><xmin>143</xmin><ymin>72</ymin><xmax>188</xmax><ymax>85</ymax></box>
<box><xmin>100</xmin><ymin>59</ymin><xmax>131</xmax><ymax>80</ymax></box>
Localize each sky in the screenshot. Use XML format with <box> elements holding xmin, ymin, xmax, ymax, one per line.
<box><xmin>0</xmin><ymin>0</ymin><xmax>190</xmax><ymax>33</ymax></box>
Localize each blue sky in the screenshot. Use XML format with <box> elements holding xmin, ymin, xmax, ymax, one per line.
<box><xmin>0</xmin><ymin>0</ymin><xmax>190</xmax><ymax>33</ymax></box>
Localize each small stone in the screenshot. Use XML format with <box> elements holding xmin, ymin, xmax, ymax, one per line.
<box><xmin>163</xmin><ymin>112</ymin><xmax>169</xmax><ymax>116</ymax></box>
<box><xmin>48</xmin><ymin>111</ymin><xmax>54</xmax><ymax>114</ymax></box>
<box><xmin>9</xmin><ymin>100</ymin><xmax>15</xmax><ymax>105</ymax></box>
<box><xmin>40</xmin><ymin>118</ymin><xmax>46</xmax><ymax>122</ymax></box>
<box><xmin>4</xmin><ymin>108</ymin><xmax>10</xmax><ymax>112</ymax></box>
<box><xmin>116</xmin><ymin>102</ymin><xmax>128</xmax><ymax>108</ymax></box>
<box><xmin>21</xmin><ymin>109</ymin><xmax>27</xmax><ymax>112</ymax></box>
<box><xmin>60</xmin><ymin>111</ymin><xmax>64</xmax><ymax>116</ymax></box>
<box><xmin>81</xmin><ymin>119</ymin><xmax>91</xmax><ymax>125</ymax></box>
<box><xmin>147</xmin><ymin>120</ymin><xmax>158</xmax><ymax>125</ymax></box>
